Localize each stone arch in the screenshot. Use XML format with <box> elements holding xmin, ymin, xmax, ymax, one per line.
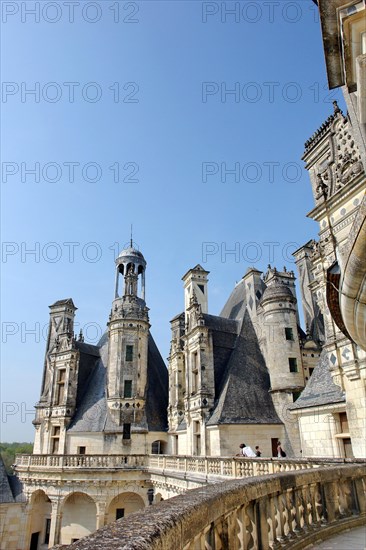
<box><xmin>106</xmin><ymin>492</ymin><xmax>145</xmax><ymax>524</ymax></box>
<box><xmin>60</xmin><ymin>492</ymin><xmax>96</xmax><ymax>545</ymax></box>
<box><xmin>27</xmin><ymin>490</ymin><xmax>52</xmax><ymax>549</ymax></box>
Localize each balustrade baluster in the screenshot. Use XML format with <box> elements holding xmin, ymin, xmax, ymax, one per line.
<box><xmin>204</xmin><ymin>522</ymin><xmax>215</xmax><ymax>550</ymax></box>
<box><xmin>301</xmin><ymin>484</ymin><xmax>312</xmax><ymax>532</ymax></box>
<box><xmin>285</xmin><ymin>488</ymin><xmax>296</xmax><ymax>540</ymax></box>
<box><xmin>267</xmin><ymin>494</ymin><xmax>280</xmax><ymax>549</ymax></box>
<box><xmin>353</xmin><ymin>477</ymin><xmax>366</xmax><ymax>514</ymax></box>
<box><xmin>257</xmin><ymin>497</ymin><xmax>270</xmax><ymax>550</ymax></box>
<box><xmin>276</xmin><ymin>491</ymin><xmax>288</xmax><ymax>543</ymax></box>
<box><xmin>309</xmin><ymin>483</ymin><xmax>320</xmax><ymax>528</ymax></box>
<box><xmin>323</xmin><ymin>481</ymin><xmax>340</xmax><ymax>523</ymax></box>
<box><xmin>243</xmin><ymin>502</ymin><xmax>257</xmax><ymax>550</ymax></box>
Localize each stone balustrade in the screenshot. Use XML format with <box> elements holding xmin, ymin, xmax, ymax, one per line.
<box><xmin>15</xmin><ymin>453</ymin><xmax>146</xmax><ymax>469</ymax></box>
<box><xmin>147</xmin><ymin>455</ymin><xmax>352</xmax><ymax>479</ymax></box>
<box><xmin>54</xmin><ymin>464</ymin><xmax>366</xmax><ymax>550</ymax></box>
<box><xmin>16</xmin><ymin>453</ymin><xmax>361</xmax><ymax>475</ymax></box>
<box><xmin>15</xmin><ymin>454</ymin><xmax>364</xmax><ymax>483</ymax></box>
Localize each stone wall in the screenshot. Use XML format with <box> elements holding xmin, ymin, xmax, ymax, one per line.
<box><xmin>0</xmin><ymin>502</ymin><xmax>27</xmax><ymax>549</ymax></box>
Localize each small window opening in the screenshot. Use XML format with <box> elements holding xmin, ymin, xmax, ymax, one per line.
<box><xmin>289</xmin><ymin>358</ymin><xmax>298</xmax><ymax>373</ymax></box>
<box><xmin>126</xmin><ymin>345</ymin><xmax>133</xmax><ymax>361</ymax></box>
<box><xmin>285</xmin><ymin>327</ymin><xmax>294</xmax><ymax>341</ymax></box>
<box><xmin>124</xmin><ymin>380</ymin><xmax>132</xmax><ymax>398</ymax></box>
<box><xmin>123</xmin><ymin>423</ymin><xmax>131</xmax><ymax>440</ymax></box>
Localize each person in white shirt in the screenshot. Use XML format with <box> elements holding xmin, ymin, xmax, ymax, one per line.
<box><xmin>241</xmin><ymin>443</ymin><xmax>256</xmax><ymax>458</ymax></box>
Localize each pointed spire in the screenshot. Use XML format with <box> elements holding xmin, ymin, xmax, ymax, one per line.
<box><xmin>130</xmin><ymin>224</ymin><xmax>133</xmax><ymax>247</ymax></box>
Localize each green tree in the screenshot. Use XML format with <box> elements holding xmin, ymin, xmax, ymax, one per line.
<box><xmin>0</xmin><ymin>442</ymin><xmax>33</xmax><ymax>474</ymax></box>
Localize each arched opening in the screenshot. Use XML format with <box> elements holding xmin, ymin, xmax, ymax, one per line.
<box><xmin>60</xmin><ymin>492</ymin><xmax>96</xmax><ymax>545</ymax></box>
<box><xmin>106</xmin><ymin>492</ymin><xmax>145</xmax><ymax>524</ymax></box>
<box><xmin>151</xmin><ymin>440</ymin><xmax>166</xmax><ymax>454</ymax></box>
<box><xmin>28</xmin><ymin>490</ymin><xmax>52</xmax><ymax>550</ymax></box>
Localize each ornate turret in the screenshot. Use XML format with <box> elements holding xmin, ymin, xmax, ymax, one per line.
<box><xmin>114</xmin><ymin>240</ymin><xmax>147</xmax><ymax>301</ymax></box>
<box><xmin>33</xmin><ymin>298</ymin><xmax>79</xmax><ymax>454</ymax></box>
<box><xmin>107</xmin><ymin>241</ymin><xmax>150</xmax><ymax>433</ymax></box>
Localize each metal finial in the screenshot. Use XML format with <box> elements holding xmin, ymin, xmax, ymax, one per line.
<box><xmin>130</xmin><ymin>224</ymin><xmax>133</xmax><ymax>247</ymax></box>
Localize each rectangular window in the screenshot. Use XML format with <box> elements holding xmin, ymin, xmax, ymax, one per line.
<box><xmin>77</xmin><ymin>446</ymin><xmax>86</xmax><ymax>455</ymax></box>
<box><xmin>125</xmin><ymin>345</ymin><xmax>133</xmax><ymax>361</ymax></box>
<box><xmin>123</xmin><ymin>423</ymin><xmax>131</xmax><ymax>440</ymax></box>
<box><xmin>56</xmin><ymin>369</ymin><xmax>66</xmax><ymax>405</ymax></box>
<box><xmin>116</xmin><ymin>508</ymin><xmax>125</xmax><ymax>520</ymax></box>
<box><xmin>193</xmin><ymin>421</ymin><xmax>201</xmax><ymax>456</ymax></box>
<box><xmin>44</xmin><ymin>518</ymin><xmax>51</xmax><ymax>544</ymax></box>
<box><xmin>285</xmin><ymin>327</ymin><xmax>294</xmax><ymax>341</ymax></box>
<box><xmin>124</xmin><ymin>380</ymin><xmax>132</xmax><ymax>398</ymax></box>
<box><xmin>51</xmin><ymin>438</ymin><xmax>59</xmax><ymax>454</ymax></box>
<box><xmin>339</xmin><ymin>412</ymin><xmax>349</xmax><ymax>433</ymax></box>
<box><xmin>289</xmin><ymin>358</ymin><xmax>298</xmax><ymax>373</ymax></box>
<box><xmin>51</xmin><ymin>426</ymin><xmax>60</xmax><ymax>454</ymax></box>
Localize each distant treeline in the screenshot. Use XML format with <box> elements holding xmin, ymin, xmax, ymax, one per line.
<box><xmin>0</xmin><ymin>442</ymin><xmax>33</xmax><ymax>474</ymax></box>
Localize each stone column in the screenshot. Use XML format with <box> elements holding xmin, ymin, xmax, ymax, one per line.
<box><xmin>141</xmin><ymin>270</ymin><xmax>145</xmax><ymax>301</ymax></box>
<box><xmin>114</xmin><ymin>267</ymin><xmax>119</xmax><ymax>298</ymax></box>
<box><xmin>22</xmin><ymin>500</ymin><xmax>34</xmax><ymax>550</ymax></box>
<box><xmin>49</xmin><ymin>498</ymin><xmax>62</xmax><ymax>547</ymax></box>
<box><xmin>96</xmin><ymin>501</ymin><xmax>107</xmax><ymax>529</ymax></box>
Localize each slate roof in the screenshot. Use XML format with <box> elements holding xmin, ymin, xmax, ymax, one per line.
<box><xmin>0</xmin><ymin>456</ymin><xmax>15</xmax><ymax>503</ymax></box>
<box><xmin>207</xmin><ymin>310</ymin><xmax>282</xmax><ymax>425</ymax></box>
<box><xmin>219</xmin><ymin>276</ymin><xmax>265</xmax><ymax>322</ymax></box>
<box><xmin>202</xmin><ymin>314</ymin><xmax>238</xmax><ymax>397</ymax></box>
<box><xmin>8</xmin><ymin>474</ymin><xmax>26</xmax><ymax>502</ymax></box>
<box><xmin>50</xmin><ymin>298</ymin><xmax>76</xmax><ymax>308</ymax></box>
<box><xmin>290</xmin><ymin>350</ymin><xmax>345</xmax><ymax>410</ymax></box>
<box><xmin>220</xmin><ymin>278</ymin><xmax>248</xmax><ymax>321</ymax></box>
<box><xmin>68</xmin><ymin>333</ymin><xmax>168</xmax><ymax>433</ymax></box>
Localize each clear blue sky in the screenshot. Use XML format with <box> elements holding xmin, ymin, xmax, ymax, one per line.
<box><xmin>1</xmin><ymin>0</ymin><xmax>345</xmax><ymax>441</ymax></box>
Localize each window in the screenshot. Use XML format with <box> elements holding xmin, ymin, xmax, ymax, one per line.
<box><xmin>285</xmin><ymin>327</ymin><xmax>294</xmax><ymax>341</ymax></box>
<box><xmin>44</xmin><ymin>518</ymin><xmax>51</xmax><ymax>544</ymax></box>
<box><xmin>51</xmin><ymin>426</ymin><xmax>60</xmax><ymax>454</ymax></box>
<box><xmin>123</xmin><ymin>423</ymin><xmax>131</xmax><ymax>440</ymax></box>
<box><xmin>289</xmin><ymin>358</ymin><xmax>298</xmax><ymax>373</ymax></box>
<box><xmin>125</xmin><ymin>345</ymin><xmax>133</xmax><ymax>361</ymax></box>
<box><xmin>191</xmin><ymin>352</ymin><xmax>198</xmax><ymax>393</ymax></box>
<box><xmin>124</xmin><ymin>380</ymin><xmax>132</xmax><ymax>398</ymax></box>
<box><xmin>339</xmin><ymin>412</ymin><xmax>349</xmax><ymax>433</ymax></box>
<box><xmin>192</xmin><ymin>370</ymin><xmax>198</xmax><ymax>393</ymax></box>
<box><xmin>56</xmin><ymin>369</ymin><xmax>66</xmax><ymax>405</ymax></box>
<box><xmin>77</xmin><ymin>446</ymin><xmax>86</xmax><ymax>455</ymax></box>
<box><xmin>116</xmin><ymin>508</ymin><xmax>125</xmax><ymax>520</ymax></box>
<box><xmin>194</xmin><ymin>421</ymin><xmax>201</xmax><ymax>456</ymax></box>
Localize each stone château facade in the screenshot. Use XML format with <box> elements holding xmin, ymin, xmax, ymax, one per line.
<box><xmin>1</xmin><ymin>1</ymin><xmax>365</xmax><ymax>547</ymax></box>
<box><xmin>168</xmin><ymin>263</ymin><xmax>315</xmax><ymax>459</ymax></box>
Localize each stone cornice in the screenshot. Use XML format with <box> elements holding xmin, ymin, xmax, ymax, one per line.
<box><xmin>306</xmin><ymin>176</ymin><xmax>365</xmax><ymax>221</ymax></box>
